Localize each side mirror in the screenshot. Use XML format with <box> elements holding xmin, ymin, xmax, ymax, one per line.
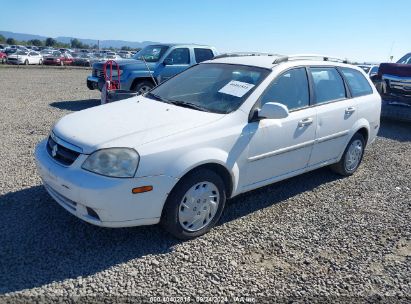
<box><xmin>163</xmin><ymin>57</ymin><xmax>173</xmax><ymax>66</ymax></box>
<box><xmin>258</xmin><ymin>102</ymin><xmax>289</xmax><ymax>119</ymax></box>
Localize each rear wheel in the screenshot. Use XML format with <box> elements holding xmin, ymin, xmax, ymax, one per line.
<box><xmin>330</xmin><ymin>133</ymin><xmax>365</xmax><ymax>176</ymax></box>
<box><xmin>60</xmin><ymin>61</ymin><xmax>64</xmax><ymax>66</ymax></box>
<box><xmin>24</xmin><ymin>59</ymin><xmax>29</xmax><ymax>65</ymax></box>
<box><xmin>131</xmin><ymin>80</ymin><xmax>154</xmax><ymax>95</ymax></box>
<box><xmin>161</xmin><ymin>168</ymin><xmax>226</xmax><ymax>239</ymax></box>
<box><xmin>39</xmin><ymin>59</ymin><xmax>43</xmax><ymax>65</ymax></box>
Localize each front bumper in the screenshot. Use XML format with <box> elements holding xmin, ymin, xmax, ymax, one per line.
<box><xmin>382</xmin><ymin>74</ymin><xmax>411</xmax><ymax>94</ymax></box>
<box><xmin>87</xmin><ymin>76</ymin><xmax>101</xmax><ymax>90</ymax></box>
<box><xmin>35</xmin><ymin>140</ymin><xmax>178</xmax><ymax>227</ymax></box>
<box><xmin>43</xmin><ymin>61</ymin><xmax>58</xmax><ymax>65</ymax></box>
<box><xmin>7</xmin><ymin>59</ymin><xmax>23</xmax><ymax>64</ymax></box>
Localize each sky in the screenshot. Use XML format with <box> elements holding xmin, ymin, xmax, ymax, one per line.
<box><xmin>0</xmin><ymin>0</ymin><xmax>409</xmax><ymax>62</ymax></box>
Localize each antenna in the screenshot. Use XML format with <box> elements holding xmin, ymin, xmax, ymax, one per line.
<box><xmin>388</xmin><ymin>41</ymin><xmax>395</xmax><ymax>62</ymax></box>
<box><xmin>140</xmin><ymin>55</ymin><xmax>157</xmax><ymax>86</ymax></box>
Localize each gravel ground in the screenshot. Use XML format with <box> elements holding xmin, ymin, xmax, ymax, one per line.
<box><xmin>0</xmin><ymin>67</ymin><xmax>410</xmax><ymax>303</ymax></box>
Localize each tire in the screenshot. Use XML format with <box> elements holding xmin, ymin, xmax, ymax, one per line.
<box><xmin>60</xmin><ymin>61</ymin><xmax>64</xmax><ymax>66</ymax></box>
<box><xmin>330</xmin><ymin>132</ymin><xmax>366</xmax><ymax>176</ymax></box>
<box><xmin>161</xmin><ymin>168</ymin><xmax>227</xmax><ymax>240</ymax></box>
<box><xmin>24</xmin><ymin>59</ymin><xmax>29</xmax><ymax>65</ymax></box>
<box><xmin>39</xmin><ymin>59</ymin><xmax>43</xmax><ymax>65</ymax></box>
<box><xmin>131</xmin><ymin>80</ymin><xmax>154</xmax><ymax>95</ymax></box>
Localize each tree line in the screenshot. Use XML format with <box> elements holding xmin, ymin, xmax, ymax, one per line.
<box><xmin>0</xmin><ymin>35</ymin><xmax>140</xmax><ymax>51</ymax></box>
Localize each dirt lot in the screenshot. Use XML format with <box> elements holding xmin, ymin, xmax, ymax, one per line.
<box><xmin>0</xmin><ymin>67</ymin><xmax>410</xmax><ymax>302</ymax></box>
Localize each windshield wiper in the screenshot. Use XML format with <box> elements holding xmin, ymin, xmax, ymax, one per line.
<box><xmin>168</xmin><ymin>100</ymin><xmax>211</xmax><ymax>112</ymax></box>
<box><xmin>146</xmin><ymin>92</ymin><xmax>169</xmax><ymax>102</ymax></box>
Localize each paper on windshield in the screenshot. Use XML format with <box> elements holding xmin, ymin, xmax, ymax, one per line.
<box><xmin>218</xmin><ymin>80</ymin><xmax>255</xmax><ymax>98</ymax></box>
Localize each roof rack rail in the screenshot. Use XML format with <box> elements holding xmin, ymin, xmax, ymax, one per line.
<box><xmin>214</xmin><ymin>52</ymin><xmax>283</xmax><ymax>59</ymax></box>
<box><xmin>273</xmin><ymin>54</ymin><xmax>350</xmax><ymax>64</ymax></box>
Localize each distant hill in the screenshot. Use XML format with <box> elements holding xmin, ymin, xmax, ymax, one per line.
<box><xmin>0</xmin><ymin>30</ymin><xmax>160</xmax><ymax>48</ymax></box>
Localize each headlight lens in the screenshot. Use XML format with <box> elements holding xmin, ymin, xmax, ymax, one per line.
<box><xmin>106</xmin><ymin>69</ymin><xmax>123</xmax><ymax>77</ymax></box>
<box><xmin>82</xmin><ymin>148</ymin><xmax>139</xmax><ymax>178</ymax></box>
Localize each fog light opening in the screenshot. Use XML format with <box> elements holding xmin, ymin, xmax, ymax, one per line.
<box><xmin>86</xmin><ymin>207</ymin><xmax>101</xmax><ymax>221</ymax></box>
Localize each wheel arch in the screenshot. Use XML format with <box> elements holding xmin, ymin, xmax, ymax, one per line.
<box><xmin>355</xmin><ymin>127</ymin><xmax>369</xmax><ymax>146</ymax></box>
<box><xmin>177</xmin><ymin>163</ymin><xmax>234</xmax><ymax>198</ymax></box>
<box><xmin>130</xmin><ymin>77</ymin><xmax>156</xmax><ymax>91</ymax></box>
<box><xmin>337</xmin><ymin>119</ymin><xmax>370</xmax><ymax>161</ymax></box>
<box><xmin>163</xmin><ymin>148</ymin><xmax>240</xmax><ymax>199</ymax></box>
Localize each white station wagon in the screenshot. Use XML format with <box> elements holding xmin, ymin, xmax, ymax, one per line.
<box><xmin>35</xmin><ymin>54</ymin><xmax>381</xmax><ymax>239</ymax></box>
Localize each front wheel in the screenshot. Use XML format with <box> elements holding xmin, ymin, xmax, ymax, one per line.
<box><xmin>330</xmin><ymin>133</ymin><xmax>365</xmax><ymax>176</ymax></box>
<box><xmin>39</xmin><ymin>59</ymin><xmax>43</xmax><ymax>65</ymax></box>
<box><xmin>132</xmin><ymin>80</ymin><xmax>154</xmax><ymax>95</ymax></box>
<box><xmin>24</xmin><ymin>59</ymin><xmax>29</xmax><ymax>65</ymax></box>
<box><xmin>161</xmin><ymin>169</ymin><xmax>227</xmax><ymax>239</ymax></box>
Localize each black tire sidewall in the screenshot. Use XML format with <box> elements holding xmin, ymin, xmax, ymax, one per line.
<box><xmin>342</xmin><ymin>133</ymin><xmax>365</xmax><ymax>175</ymax></box>
<box><xmin>132</xmin><ymin>81</ymin><xmax>154</xmax><ymax>94</ymax></box>
<box><xmin>161</xmin><ymin>169</ymin><xmax>227</xmax><ymax>239</ymax></box>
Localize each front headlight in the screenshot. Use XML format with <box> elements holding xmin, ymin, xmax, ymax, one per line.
<box><xmin>82</xmin><ymin>148</ymin><xmax>139</xmax><ymax>178</ymax></box>
<box><xmin>106</xmin><ymin>69</ymin><xmax>123</xmax><ymax>77</ymax></box>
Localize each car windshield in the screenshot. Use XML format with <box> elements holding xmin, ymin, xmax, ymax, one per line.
<box><xmin>52</xmin><ymin>51</ymin><xmax>61</xmax><ymax>57</ymax></box>
<box><xmin>132</xmin><ymin>45</ymin><xmax>169</xmax><ymax>62</ymax></box>
<box><xmin>16</xmin><ymin>51</ymin><xmax>28</xmax><ymax>55</ymax></box>
<box><xmin>146</xmin><ymin>63</ymin><xmax>270</xmax><ymax>114</ymax></box>
<box><xmin>397</xmin><ymin>53</ymin><xmax>411</xmax><ymax>64</ymax></box>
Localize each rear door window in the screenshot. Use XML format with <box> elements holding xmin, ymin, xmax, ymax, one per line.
<box><xmin>309</xmin><ymin>67</ymin><xmax>346</xmax><ymax>104</ymax></box>
<box><xmin>340</xmin><ymin>68</ymin><xmax>373</xmax><ymax>97</ymax></box>
<box><xmin>165</xmin><ymin>48</ymin><xmax>190</xmax><ymax>64</ymax></box>
<box><xmin>194</xmin><ymin>48</ymin><xmax>214</xmax><ymax>63</ymax></box>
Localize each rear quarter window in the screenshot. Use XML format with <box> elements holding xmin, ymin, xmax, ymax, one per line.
<box><xmin>194</xmin><ymin>48</ymin><xmax>214</xmax><ymax>63</ymax></box>
<box><xmin>340</xmin><ymin>68</ymin><xmax>373</xmax><ymax>97</ymax></box>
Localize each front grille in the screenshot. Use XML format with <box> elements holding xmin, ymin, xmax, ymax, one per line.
<box><xmin>93</xmin><ymin>68</ymin><xmax>105</xmax><ymax>79</ymax></box>
<box><xmin>46</xmin><ymin>136</ymin><xmax>80</xmax><ymax>166</ymax></box>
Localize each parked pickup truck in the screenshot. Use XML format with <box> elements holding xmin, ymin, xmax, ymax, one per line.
<box><xmin>373</xmin><ymin>53</ymin><xmax>411</xmax><ymax>121</ymax></box>
<box><xmin>87</xmin><ymin>44</ymin><xmax>217</xmax><ymax>94</ymax></box>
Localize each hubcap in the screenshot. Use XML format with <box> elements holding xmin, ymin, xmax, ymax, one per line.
<box><xmin>178</xmin><ymin>182</ymin><xmax>220</xmax><ymax>232</ymax></box>
<box><xmin>137</xmin><ymin>85</ymin><xmax>151</xmax><ymax>95</ymax></box>
<box><xmin>345</xmin><ymin>139</ymin><xmax>363</xmax><ymax>172</ymax></box>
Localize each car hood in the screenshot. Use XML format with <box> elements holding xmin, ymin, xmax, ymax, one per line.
<box><xmin>92</xmin><ymin>59</ymin><xmax>156</xmax><ymax>71</ymax></box>
<box><xmin>53</xmin><ymin>96</ymin><xmax>224</xmax><ymax>154</ymax></box>
<box><xmin>379</xmin><ymin>63</ymin><xmax>411</xmax><ymax>78</ymax></box>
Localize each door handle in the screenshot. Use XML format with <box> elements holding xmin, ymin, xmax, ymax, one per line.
<box><xmin>298</xmin><ymin>117</ymin><xmax>313</xmax><ymax>127</ymax></box>
<box><xmin>345</xmin><ymin>106</ymin><xmax>356</xmax><ymax>114</ymax></box>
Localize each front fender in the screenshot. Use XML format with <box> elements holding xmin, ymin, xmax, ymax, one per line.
<box><xmin>164</xmin><ymin>147</ymin><xmax>240</xmax><ymax>198</ymax></box>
